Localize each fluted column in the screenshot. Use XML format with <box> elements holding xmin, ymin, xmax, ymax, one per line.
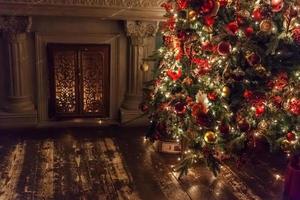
<box><xmin>122</xmin><ymin>21</ymin><xmax>158</xmax><ymax>110</ymax></box>
<box><xmin>0</xmin><ymin>16</ymin><xmax>35</xmax><ymax>112</ymax></box>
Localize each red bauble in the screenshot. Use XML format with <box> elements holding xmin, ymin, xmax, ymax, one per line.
<box><xmin>252</xmin><ymin>8</ymin><xmax>263</xmax><ymax>21</ymax></box>
<box><xmin>243</xmin><ymin>90</ymin><xmax>253</xmax><ymax>100</ymax></box>
<box><xmin>207</xmin><ymin>92</ymin><xmax>217</xmax><ymax>101</ymax></box>
<box><xmin>292</xmin><ymin>28</ymin><xmax>300</xmax><ymax>45</ymax></box>
<box><xmin>177</xmin><ymin>0</ymin><xmax>189</xmax><ymax>10</ymax></box>
<box><xmin>203</xmin><ymin>16</ymin><xmax>215</xmax><ymax>26</ymax></box>
<box><xmin>219</xmin><ymin>0</ymin><xmax>228</xmax><ymax>7</ymax></box>
<box><xmin>167</xmin><ymin>68</ymin><xmax>182</xmax><ymax>81</ymax></box>
<box><xmin>246</xmin><ymin>52</ymin><xmax>261</xmax><ymax>66</ymax></box>
<box><xmin>217</xmin><ymin>41</ymin><xmax>232</xmax><ymax>55</ymax></box>
<box><xmin>200</xmin><ymin>0</ymin><xmax>219</xmax><ymax>17</ymax></box>
<box><xmin>271</xmin><ymin>0</ymin><xmax>284</xmax><ymax>12</ymax></box>
<box><xmin>244</xmin><ymin>27</ymin><xmax>254</xmax><ymax>38</ymax></box>
<box><xmin>255</xmin><ymin>104</ymin><xmax>265</xmax><ymax>117</ymax></box>
<box><xmin>161</xmin><ymin>2</ymin><xmax>173</xmax><ymax>12</ymax></box>
<box><xmin>174</xmin><ymin>101</ymin><xmax>186</xmax><ymax>114</ymax></box>
<box><xmin>226</xmin><ymin>21</ymin><xmax>239</xmax><ymax>35</ymax></box>
<box><xmin>289</xmin><ymin>98</ymin><xmax>300</xmax><ymax>116</ymax></box>
<box><xmin>286</xmin><ymin>132</ymin><xmax>296</xmax><ymax>142</ymax></box>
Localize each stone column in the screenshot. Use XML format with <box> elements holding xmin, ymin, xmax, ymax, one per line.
<box><xmin>0</xmin><ymin>16</ymin><xmax>35</xmax><ymax>113</ymax></box>
<box><xmin>122</xmin><ymin>20</ymin><xmax>158</xmax><ymax>110</ymax></box>
<box><xmin>121</xmin><ymin>21</ymin><xmax>158</xmax><ymax>124</ymax></box>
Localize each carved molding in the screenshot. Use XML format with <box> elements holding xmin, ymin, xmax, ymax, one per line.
<box><xmin>0</xmin><ymin>0</ymin><xmax>165</xmax><ymax>8</ymax></box>
<box><xmin>0</xmin><ymin>16</ymin><xmax>32</xmax><ymax>34</ymax></box>
<box><xmin>126</xmin><ymin>21</ymin><xmax>158</xmax><ymax>45</ymax></box>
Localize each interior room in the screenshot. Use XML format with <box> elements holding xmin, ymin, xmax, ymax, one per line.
<box><xmin>0</xmin><ymin>0</ymin><xmax>299</xmax><ymax>200</ymax></box>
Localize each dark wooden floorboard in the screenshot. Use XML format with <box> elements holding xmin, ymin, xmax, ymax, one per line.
<box><xmin>0</xmin><ymin>127</ymin><xmax>286</xmax><ymax>200</ymax></box>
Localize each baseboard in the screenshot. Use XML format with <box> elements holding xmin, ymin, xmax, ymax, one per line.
<box><xmin>0</xmin><ymin>111</ymin><xmax>38</xmax><ymax>128</ymax></box>
<box><xmin>120</xmin><ymin>108</ymin><xmax>149</xmax><ymax>126</ymax></box>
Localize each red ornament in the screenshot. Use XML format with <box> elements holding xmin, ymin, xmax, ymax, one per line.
<box><xmin>174</xmin><ymin>101</ymin><xmax>187</xmax><ymax>114</ymax></box>
<box><xmin>177</xmin><ymin>0</ymin><xmax>189</xmax><ymax>10</ymax></box>
<box><xmin>292</xmin><ymin>27</ymin><xmax>300</xmax><ymax>45</ymax></box>
<box><xmin>252</xmin><ymin>8</ymin><xmax>263</xmax><ymax>21</ymax></box>
<box><xmin>271</xmin><ymin>0</ymin><xmax>284</xmax><ymax>12</ymax></box>
<box><xmin>167</xmin><ymin>68</ymin><xmax>182</xmax><ymax>81</ymax></box>
<box><xmin>203</xmin><ymin>16</ymin><xmax>216</xmax><ymax>27</ymax></box>
<box><xmin>289</xmin><ymin>98</ymin><xmax>300</xmax><ymax>116</ymax></box>
<box><xmin>200</xmin><ymin>0</ymin><xmax>220</xmax><ymax>17</ymax></box>
<box><xmin>192</xmin><ymin>57</ymin><xmax>211</xmax><ymax>73</ymax></box>
<box><xmin>286</xmin><ymin>132</ymin><xmax>296</xmax><ymax>142</ymax></box>
<box><xmin>219</xmin><ymin>0</ymin><xmax>228</xmax><ymax>7</ymax></box>
<box><xmin>255</xmin><ymin>103</ymin><xmax>265</xmax><ymax>117</ymax></box>
<box><xmin>243</xmin><ymin>90</ymin><xmax>253</xmax><ymax>100</ymax></box>
<box><xmin>273</xmin><ymin>72</ymin><xmax>288</xmax><ymax>91</ymax></box>
<box><xmin>207</xmin><ymin>92</ymin><xmax>217</xmax><ymax>101</ymax></box>
<box><xmin>191</xmin><ymin>102</ymin><xmax>208</xmax><ymax>117</ymax></box>
<box><xmin>217</xmin><ymin>41</ymin><xmax>232</xmax><ymax>55</ymax></box>
<box><xmin>226</xmin><ymin>21</ymin><xmax>239</xmax><ymax>35</ymax></box>
<box><xmin>244</xmin><ymin>27</ymin><xmax>254</xmax><ymax>38</ymax></box>
<box><xmin>161</xmin><ymin>2</ymin><xmax>173</xmax><ymax>12</ymax></box>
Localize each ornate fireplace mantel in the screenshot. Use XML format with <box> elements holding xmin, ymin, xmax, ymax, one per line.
<box><xmin>0</xmin><ymin>0</ymin><xmax>165</xmax><ymax>20</ymax></box>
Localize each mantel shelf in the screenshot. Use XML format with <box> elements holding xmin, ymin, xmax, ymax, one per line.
<box><xmin>0</xmin><ymin>1</ymin><xmax>165</xmax><ymax>21</ymax></box>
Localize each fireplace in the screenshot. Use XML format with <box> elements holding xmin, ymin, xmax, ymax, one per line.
<box><xmin>47</xmin><ymin>44</ymin><xmax>110</xmax><ymax>119</ymax></box>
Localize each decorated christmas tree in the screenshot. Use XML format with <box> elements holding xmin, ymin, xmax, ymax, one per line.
<box><xmin>141</xmin><ymin>0</ymin><xmax>300</xmax><ymax>176</ymax></box>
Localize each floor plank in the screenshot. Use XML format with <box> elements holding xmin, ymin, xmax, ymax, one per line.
<box><xmin>0</xmin><ymin>127</ymin><xmax>287</xmax><ymax>200</ymax></box>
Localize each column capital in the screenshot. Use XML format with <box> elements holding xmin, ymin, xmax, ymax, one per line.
<box><xmin>125</xmin><ymin>21</ymin><xmax>158</xmax><ymax>45</ymax></box>
<box><xmin>0</xmin><ymin>16</ymin><xmax>32</xmax><ymax>40</ymax></box>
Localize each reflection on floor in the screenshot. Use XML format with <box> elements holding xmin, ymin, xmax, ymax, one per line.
<box><xmin>0</xmin><ymin>127</ymin><xmax>286</xmax><ymax>200</ymax></box>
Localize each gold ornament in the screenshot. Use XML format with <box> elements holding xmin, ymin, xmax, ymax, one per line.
<box><xmin>204</xmin><ymin>131</ymin><xmax>217</xmax><ymax>144</ymax></box>
<box><xmin>141</xmin><ymin>62</ymin><xmax>149</xmax><ymax>72</ymax></box>
<box><xmin>258</xmin><ymin>120</ymin><xmax>269</xmax><ymax>132</ymax></box>
<box><xmin>188</xmin><ymin>10</ymin><xmax>197</xmax><ymax>21</ymax></box>
<box><xmin>221</xmin><ymin>86</ymin><xmax>231</xmax><ymax>97</ymax></box>
<box><xmin>260</xmin><ymin>19</ymin><xmax>273</xmax><ymax>33</ymax></box>
<box><xmin>183</xmin><ymin>77</ymin><xmax>193</xmax><ymax>85</ymax></box>
<box><xmin>281</xmin><ymin>139</ymin><xmax>292</xmax><ymax>152</ymax></box>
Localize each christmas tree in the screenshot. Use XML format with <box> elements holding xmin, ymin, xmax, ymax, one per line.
<box><xmin>141</xmin><ymin>0</ymin><xmax>300</xmax><ymax>176</ymax></box>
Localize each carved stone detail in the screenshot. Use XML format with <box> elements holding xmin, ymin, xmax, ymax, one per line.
<box><xmin>0</xmin><ymin>0</ymin><xmax>165</xmax><ymax>8</ymax></box>
<box><xmin>126</xmin><ymin>21</ymin><xmax>158</xmax><ymax>46</ymax></box>
<box><xmin>0</xmin><ymin>16</ymin><xmax>32</xmax><ymax>34</ymax></box>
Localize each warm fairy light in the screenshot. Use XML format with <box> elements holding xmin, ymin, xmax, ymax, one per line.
<box><xmin>274</xmin><ymin>174</ymin><xmax>281</xmax><ymax>181</ymax></box>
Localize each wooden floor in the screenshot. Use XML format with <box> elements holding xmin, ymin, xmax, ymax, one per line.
<box><xmin>0</xmin><ymin>127</ymin><xmax>286</xmax><ymax>200</ymax></box>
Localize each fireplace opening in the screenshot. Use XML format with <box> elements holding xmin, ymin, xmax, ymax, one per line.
<box><xmin>47</xmin><ymin>43</ymin><xmax>110</xmax><ymax>119</ymax></box>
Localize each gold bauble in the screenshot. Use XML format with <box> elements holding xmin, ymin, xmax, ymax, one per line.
<box><xmin>221</xmin><ymin>86</ymin><xmax>231</xmax><ymax>98</ymax></box>
<box><xmin>141</xmin><ymin>62</ymin><xmax>149</xmax><ymax>72</ymax></box>
<box><xmin>258</xmin><ymin>120</ymin><xmax>269</xmax><ymax>132</ymax></box>
<box><xmin>260</xmin><ymin>19</ymin><xmax>273</xmax><ymax>33</ymax></box>
<box><xmin>188</xmin><ymin>10</ymin><xmax>197</xmax><ymax>21</ymax></box>
<box><xmin>204</xmin><ymin>131</ymin><xmax>217</xmax><ymax>144</ymax></box>
<box><xmin>281</xmin><ymin>139</ymin><xmax>292</xmax><ymax>152</ymax></box>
